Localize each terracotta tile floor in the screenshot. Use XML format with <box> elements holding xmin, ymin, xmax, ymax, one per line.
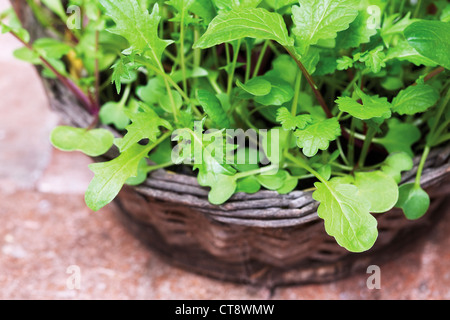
<box><xmin>0</xmin><ymin>2</ymin><xmax>449</xmax><ymax>299</ymax></box>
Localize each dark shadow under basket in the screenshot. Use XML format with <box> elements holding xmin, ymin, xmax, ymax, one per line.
<box><xmin>14</xmin><ymin>0</ymin><xmax>450</xmax><ymax>287</ymax></box>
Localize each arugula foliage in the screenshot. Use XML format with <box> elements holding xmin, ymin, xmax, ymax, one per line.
<box><xmin>6</xmin><ymin>0</ymin><xmax>450</xmax><ymax>252</ymax></box>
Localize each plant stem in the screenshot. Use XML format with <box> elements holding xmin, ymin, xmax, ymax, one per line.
<box><xmin>227</xmin><ymin>39</ymin><xmax>242</xmax><ymax>97</ymax></box>
<box><xmin>358</xmin><ymin>126</ymin><xmax>377</xmax><ymax>168</ymax></box>
<box><xmin>7</xmin><ymin>29</ymin><xmax>96</xmax><ymax>113</ymax></box>
<box><xmin>284</xmin><ymin>152</ymin><xmax>328</xmax><ymax>185</ymax></box>
<box><xmin>413</xmin><ymin>0</ymin><xmax>422</xmax><ymax>18</ymax></box>
<box><xmin>348</xmin><ymin>118</ymin><xmax>356</xmax><ymax>166</ymax></box>
<box><xmin>291</xmin><ymin>71</ymin><xmax>302</xmax><ymax>116</ymax></box>
<box><xmin>414</xmin><ymin>145</ymin><xmax>430</xmax><ymax>188</ymax></box>
<box><xmin>178</xmin><ymin>13</ymin><xmax>188</xmax><ymax>93</ymax></box>
<box><xmin>284</xmin><ymin>47</ymin><xmax>333</xmax><ymax>119</ymax></box>
<box><xmin>253</xmin><ymin>40</ymin><xmax>269</xmax><ymax>78</ymax></box>
<box><xmin>145</xmin><ymin>161</ymin><xmax>174</xmax><ymax>173</ymax></box>
<box><xmin>245</xmin><ymin>41</ymin><xmax>251</xmax><ymax>82</ymax></box>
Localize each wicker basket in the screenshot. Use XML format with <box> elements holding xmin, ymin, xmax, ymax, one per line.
<box><xmin>14</xmin><ymin>0</ymin><xmax>450</xmax><ymax>287</ymax></box>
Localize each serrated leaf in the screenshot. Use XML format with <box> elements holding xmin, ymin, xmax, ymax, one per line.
<box><xmin>392</xmin><ymin>84</ymin><xmax>440</xmax><ymax>115</ymax></box>
<box><xmin>336</xmin><ymin>87</ymin><xmax>392</xmax><ymax>120</ymax></box>
<box><xmin>358</xmin><ymin>46</ymin><xmax>386</xmax><ymax>73</ymax></box>
<box><xmin>86</xmin><ymin>143</ymin><xmax>151</xmax><ymax>211</ymax></box>
<box><xmin>291</xmin><ymin>0</ymin><xmax>359</xmax><ymax>51</ymax></box>
<box><xmin>100</xmin><ymin>0</ymin><xmax>173</xmax><ymax>69</ymax></box>
<box><xmin>193</xmin><ymin>8</ymin><xmax>293</xmax><ymax>48</ymax></box>
<box><xmin>396</xmin><ymin>183</ymin><xmax>430</xmax><ymax>220</ymax></box>
<box><xmin>276</xmin><ymin>107</ymin><xmax>313</xmax><ymax>130</ymax></box>
<box><xmin>404</xmin><ymin>20</ymin><xmax>450</xmax><ymax>70</ymax></box>
<box><xmin>295</xmin><ymin>117</ymin><xmax>341</xmax><ymax>157</ymax></box>
<box><xmin>115</xmin><ymin>108</ymin><xmax>172</xmax><ymax>152</ymax></box>
<box><xmin>50</xmin><ymin>126</ymin><xmax>114</xmax><ymax>157</ymax></box>
<box><xmin>353</xmin><ymin>171</ymin><xmax>399</xmax><ymax>213</ymax></box>
<box><xmin>197</xmin><ymin>89</ymin><xmax>230</xmax><ymax>128</ymax></box>
<box><xmin>313</xmin><ymin>179</ymin><xmax>378</xmax><ymax>253</ymax></box>
<box><xmin>336</xmin><ymin>1</ymin><xmax>377</xmax><ymax>49</ymax></box>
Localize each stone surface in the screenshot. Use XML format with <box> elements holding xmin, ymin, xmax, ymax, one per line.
<box><xmin>0</xmin><ymin>0</ymin><xmax>449</xmax><ymax>300</ymax></box>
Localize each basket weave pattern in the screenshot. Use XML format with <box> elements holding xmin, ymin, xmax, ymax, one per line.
<box><xmin>14</xmin><ymin>0</ymin><xmax>450</xmax><ymax>286</ymax></box>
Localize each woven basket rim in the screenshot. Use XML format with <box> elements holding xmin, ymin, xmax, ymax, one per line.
<box><xmin>14</xmin><ymin>0</ymin><xmax>450</xmax><ymax>227</ymax></box>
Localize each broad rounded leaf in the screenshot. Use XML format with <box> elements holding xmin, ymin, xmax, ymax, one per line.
<box><xmin>236</xmin><ymin>78</ymin><xmax>272</xmax><ymax>96</ymax></box>
<box><xmin>404</xmin><ymin>20</ymin><xmax>450</xmax><ymax>69</ymax></box>
<box><xmin>313</xmin><ymin>180</ymin><xmax>378</xmax><ymax>253</ymax></box>
<box><xmin>396</xmin><ymin>183</ymin><xmax>430</xmax><ymax>220</ymax></box>
<box><xmin>208</xmin><ymin>175</ymin><xmax>237</xmax><ymax>205</ymax></box>
<box><xmin>50</xmin><ymin>126</ymin><xmax>114</xmax><ymax>157</ymax></box>
<box><xmin>353</xmin><ymin>171</ymin><xmax>399</xmax><ymax>213</ymax></box>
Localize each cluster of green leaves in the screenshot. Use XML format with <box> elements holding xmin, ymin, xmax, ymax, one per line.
<box><xmin>4</xmin><ymin>0</ymin><xmax>449</xmax><ymax>252</ymax></box>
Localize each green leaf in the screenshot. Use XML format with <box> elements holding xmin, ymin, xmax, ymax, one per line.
<box><xmin>86</xmin><ymin>143</ymin><xmax>151</xmax><ymax>211</ymax></box>
<box><xmin>197</xmin><ymin>89</ymin><xmax>231</xmax><ymax>128</ymax></box>
<box><xmin>335</xmin><ymin>0</ymin><xmax>377</xmax><ymax>49</ymax></box>
<box><xmin>392</xmin><ymin>84</ymin><xmax>440</xmax><ymax>116</ymax></box>
<box><xmin>125</xmin><ymin>158</ymin><xmax>149</xmax><ymax>186</ymax></box>
<box><xmin>41</xmin><ymin>0</ymin><xmax>67</xmax><ymax>21</ymax></box>
<box><xmin>193</xmin><ymin>8</ymin><xmax>294</xmax><ymax>48</ymax></box>
<box><xmin>115</xmin><ymin>108</ymin><xmax>172</xmax><ymax>152</ymax></box>
<box><xmin>381</xmin><ymin>13</ymin><xmax>416</xmax><ymax>47</ymax></box>
<box><xmin>276</xmin><ymin>172</ymin><xmax>299</xmax><ymax>194</ymax></box>
<box><xmin>291</xmin><ymin>0</ymin><xmax>359</xmax><ymax>51</ymax></box>
<box><xmin>33</xmin><ymin>38</ymin><xmax>72</xmax><ymax>59</ymax></box>
<box><xmin>336</xmin><ymin>87</ymin><xmax>392</xmax><ymax>120</ymax></box>
<box><xmin>236</xmin><ymin>78</ymin><xmax>272</xmax><ymax>96</ymax></box>
<box><xmin>353</xmin><ymin>171</ymin><xmax>399</xmax><ymax>213</ymax></box>
<box><xmin>396</xmin><ymin>183</ymin><xmax>430</xmax><ymax>220</ymax></box>
<box><xmin>276</xmin><ymin>107</ymin><xmax>313</xmax><ymax>131</ymax></box>
<box><xmin>295</xmin><ymin>117</ymin><xmax>341</xmax><ymax>157</ymax></box>
<box><xmin>159</xmin><ymin>90</ymin><xmax>183</xmax><ymax>114</ymax></box>
<box><xmin>236</xmin><ymin>176</ymin><xmax>261</xmax><ymax>194</ymax></box>
<box><xmin>111</xmin><ymin>56</ymin><xmax>138</xmax><ymax>94</ymax></box>
<box><xmin>375</xmin><ymin>119</ymin><xmax>420</xmax><ymax>157</ymax></box>
<box><xmin>404</xmin><ymin>20</ymin><xmax>450</xmax><ymax>70</ymax></box>
<box><xmin>313</xmin><ymin>179</ymin><xmax>378</xmax><ymax>252</ymax></box>
<box><xmin>357</xmin><ymin>46</ymin><xmax>386</xmax><ymax>73</ymax></box>
<box><xmin>99</xmin><ymin>102</ymin><xmax>131</xmax><ymax>130</ymax></box>
<box><xmin>381</xmin><ymin>152</ymin><xmax>414</xmax><ymax>183</ymax></box>
<box><xmin>385</xmin><ymin>40</ymin><xmax>438</xmax><ymax>67</ymax></box>
<box><xmin>208</xmin><ymin>174</ymin><xmax>237</xmax><ymax>205</ymax></box>
<box><xmin>50</xmin><ymin>126</ymin><xmax>114</xmax><ymax>157</ymax></box>
<box><xmin>256</xmin><ymin>170</ymin><xmax>287</xmax><ymax>190</ymax></box>
<box><xmin>254</xmin><ymin>75</ymin><xmax>294</xmax><ymax>106</ymax></box>
<box><xmin>336</xmin><ymin>56</ymin><xmax>354</xmax><ymax>71</ymax></box>
<box><xmin>136</xmin><ymin>77</ymin><xmax>166</xmax><ymax>105</ymax></box>
<box><xmin>100</xmin><ymin>1</ymin><xmax>173</xmax><ymax>69</ymax></box>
